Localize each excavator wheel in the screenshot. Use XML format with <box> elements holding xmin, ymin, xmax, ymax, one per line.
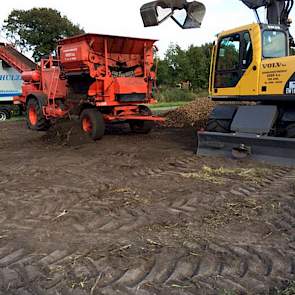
<box><xmin>206</xmin><ymin>119</ymin><xmax>232</xmax><ymax>133</ymax></box>
<box><xmin>80</xmin><ymin>109</ymin><xmax>105</xmax><ymax>140</ymax></box>
<box><xmin>129</xmin><ymin>105</ymin><xmax>154</xmax><ymax>134</ymax></box>
<box><xmin>26</xmin><ymin>98</ymin><xmax>50</xmax><ymax>131</ymax></box>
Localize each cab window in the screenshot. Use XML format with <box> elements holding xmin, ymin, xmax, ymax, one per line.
<box><xmin>242</xmin><ymin>32</ymin><xmax>253</xmax><ymax>68</ymax></box>
<box><xmin>217</xmin><ymin>34</ymin><xmax>240</xmax><ymax>71</ymax></box>
<box><xmin>215</xmin><ymin>34</ymin><xmax>241</xmax><ymax>88</ymax></box>
<box><xmin>214</xmin><ymin>31</ymin><xmax>253</xmax><ymax>89</ymax></box>
<box><xmin>263</xmin><ymin>30</ymin><xmax>287</xmax><ymax>58</ymax></box>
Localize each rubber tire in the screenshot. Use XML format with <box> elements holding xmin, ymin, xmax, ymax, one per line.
<box><xmin>26</xmin><ymin>98</ymin><xmax>50</xmax><ymax>131</ymax></box>
<box><xmin>206</xmin><ymin>119</ymin><xmax>232</xmax><ymax>133</ymax></box>
<box><xmin>286</xmin><ymin>123</ymin><xmax>295</xmax><ymax>138</ymax></box>
<box><xmin>129</xmin><ymin>105</ymin><xmax>154</xmax><ymax>134</ymax></box>
<box><xmin>0</xmin><ymin>109</ymin><xmax>10</xmax><ymax>121</ymax></box>
<box><xmin>80</xmin><ymin>109</ymin><xmax>105</xmax><ymax>140</ymax></box>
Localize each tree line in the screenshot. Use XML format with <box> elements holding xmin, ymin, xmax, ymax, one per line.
<box><xmin>156</xmin><ymin>43</ymin><xmax>212</xmax><ymax>92</ymax></box>
<box><xmin>2</xmin><ymin>8</ymin><xmax>84</xmax><ymax>61</ymax></box>
<box><xmin>1</xmin><ymin>8</ymin><xmax>212</xmax><ymax>90</ymax></box>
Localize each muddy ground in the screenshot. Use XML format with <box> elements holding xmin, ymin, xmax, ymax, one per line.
<box><xmin>0</xmin><ymin>120</ymin><xmax>295</xmax><ymax>295</ymax></box>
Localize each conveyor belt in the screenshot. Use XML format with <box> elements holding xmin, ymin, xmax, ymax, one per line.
<box><xmin>0</xmin><ymin>43</ymin><xmax>36</xmax><ymax>73</ymax></box>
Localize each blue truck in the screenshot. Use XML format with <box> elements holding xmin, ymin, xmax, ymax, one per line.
<box><xmin>0</xmin><ymin>60</ymin><xmax>22</xmax><ymax>120</ymax></box>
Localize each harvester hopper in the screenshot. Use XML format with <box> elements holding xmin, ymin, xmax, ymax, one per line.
<box><xmin>15</xmin><ymin>33</ymin><xmax>164</xmax><ymax>140</ymax></box>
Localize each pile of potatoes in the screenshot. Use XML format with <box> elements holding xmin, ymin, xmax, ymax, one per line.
<box><xmin>164</xmin><ymin>97</ymin><xmax>216</xmax><ymax>129</ymax></box>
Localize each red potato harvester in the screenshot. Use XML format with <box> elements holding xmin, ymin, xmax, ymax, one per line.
<box><xmin>14</xmin><ymin>33</ymin><xmax>164</xmax><ymax>139</ymax></box>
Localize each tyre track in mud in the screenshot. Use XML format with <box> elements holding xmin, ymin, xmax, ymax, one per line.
<box><xmin>0</xmin><ymin>240</ymin><xmax>294</xmax><ymax>294</ymax></box>
<box><xmin>78</xmin><ymin>167</ymin><xmax>295</xmax><ymax>294</ymax></box>
<box><xmin>0</xmin><ymin>161</ymin><xmax>295</xmax><ymax>294</ymax></box>
<box><xmin>0</xmin><ymin>158</ymin><xmax>290</xmax><ymax>238</ymax></box>
<box><xmin>1</xmin><ymin>125</ymin><xmax>295</xmax><ymax>294</ymax></box>
<box><xmin>0</xmin><ymin>155</ymin><xmax>204</xmax><ymax>238</ymax></box>
<box><xmin>133</xmin><ymin>157</ymin><xmax>292</xmax><ymax>220</ymax></box>
<box><xmin>0</xmin><ymin>185</ymin><xmax>151</xmax><ymax>239</ymax></box>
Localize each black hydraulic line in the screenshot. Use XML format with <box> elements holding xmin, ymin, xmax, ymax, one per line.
<box><xmin>240</xmin><ymin>0</ymin><xmax>293</xmax><ymax>26</ymax></box>
<box><xmin>240</xmin><ymin>0</ymin><xmax>269</xmax><ymax>10</ymax></box>
<box><xmin>254</xmin><ymin>9</ymin><xmax>262</xmax><ymax>23</ymax></box>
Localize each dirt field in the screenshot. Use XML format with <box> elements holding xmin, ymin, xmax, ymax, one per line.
<box><xmin>0</xmin><ymin>120</ymin><xmax>295</xmax><ymax>295</ymax></box>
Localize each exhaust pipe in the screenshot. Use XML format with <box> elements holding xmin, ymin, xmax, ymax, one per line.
<box><xmin>140</xmin><ymin>0</ymin><xmax>206</xmax><ymax>29</ymax></box>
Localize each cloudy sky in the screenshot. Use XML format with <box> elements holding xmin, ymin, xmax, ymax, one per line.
<box><xmin>0</xmin><ymin>0</ymin><xmax>294</xmax><ymax>57</ymax></box>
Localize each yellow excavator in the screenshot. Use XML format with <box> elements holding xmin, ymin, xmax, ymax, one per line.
<box><xmin>141</xmin><ymin>0</ymin><xmax>295</xmax><ymax>166</ymax></box>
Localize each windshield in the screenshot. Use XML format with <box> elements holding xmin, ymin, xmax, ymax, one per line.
<box><xmin>217</xmin><ymin>34</ymin><xmax>240</xmax><ymax>71</ymax></box>
<box><xmin>263</xmin><ymin>30</ymin><xmax>287</xmax><ymax>58</ymax></box>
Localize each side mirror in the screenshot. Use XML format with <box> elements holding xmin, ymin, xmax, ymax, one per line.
<box><xmin>140</xmin><ymin>0</ymin><xmax>206</xmax><ymax>29</ymax></box>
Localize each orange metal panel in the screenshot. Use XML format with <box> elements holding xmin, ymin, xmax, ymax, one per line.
<box><xmin>58</xmin><ymin>33</ymin><xmax>156</xmax><ymax>54</ymax></box>
<box><xmin>16</xmin><ymin>33</ymin><xmax>158</xmax><ymax>123</ymax></box>
<box><xmin>114</xmin><ymin>77</ymin><xmax>147</xmax><ymax>94</ymax></box>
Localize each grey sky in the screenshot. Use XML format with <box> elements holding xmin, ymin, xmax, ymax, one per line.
<box><xmin>0</xmin><ymin>0</ymin><xmax>294</xmax><ymax>57</ymax></box>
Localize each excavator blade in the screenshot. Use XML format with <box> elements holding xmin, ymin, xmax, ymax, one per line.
<box><xmin>197</xmin><ymin>131</ymin><xmax>295</xmax><ymax>167</ymax></box>
<box><xmin>140</xmin><ymin>0</ymin><xmax>206</xmax><ymax>29</ymax></box>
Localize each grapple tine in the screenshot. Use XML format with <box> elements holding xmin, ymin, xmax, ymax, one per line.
<box><xmin>140</xmin><ymin>0</ymin><xmax>206</xmax><ymax>29</ymax></box>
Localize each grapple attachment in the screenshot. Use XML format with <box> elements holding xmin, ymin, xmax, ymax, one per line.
<box><xmin>140</xmin><ymin>0</ymin><xmax>206</xmax><ymax>29</ymax></box>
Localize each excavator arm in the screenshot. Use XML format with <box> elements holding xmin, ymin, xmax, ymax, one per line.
<box><xmin>241</xmin><ymin>0</ymin><xmax>294</xmax><ymax>26</ymax></box>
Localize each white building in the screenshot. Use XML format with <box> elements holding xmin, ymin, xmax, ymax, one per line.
<box><xmin>0</xmin><ymin>60</ymin><xmax>22</xmax><ymax>103</ymax></box>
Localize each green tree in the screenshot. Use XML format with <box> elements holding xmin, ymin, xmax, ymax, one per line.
<box><xmin>156</xmin><ymin>43</ymin><xmax>213</xmax><ymax>91</ymax></box>
<box><xmin>165</xmin><ymin>44</ymin><xmax>191</xmax><ymax>86</ymax></box>
<box><xmin>156</xmin><ymin>58</ymin><xmax>172</xmax><ymax>86</ymax></box>
<box><xmin>3</xmin><ymin>8</ymin><xmax>84</xmax><ymax>61</ymax></box>
<box><xmin>186</xmin><ymin>43</ymin><xmax>212</xmax><ymax>90</ymax></box>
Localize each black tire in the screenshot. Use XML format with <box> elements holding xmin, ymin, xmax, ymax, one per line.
<box><xmin>26</xmin><ymin>98</ymin><xmax>50</xmax><ymax>131</ymax></box>
<box><xmin>129</xmin><ymin>105</ymin><xmax>154</xmax><ymax>134</ymax></box>
<box><xmin>286</xmin><ymin>123</ymin><xmax>295</xmax><ymax>138</ymax></box>
<box><xmin>16</xmin><ymin>105</ymin><xmax>23</xmax><ymax>116</ymax></box>
<box><xmin>80</xmin><ymin>109</ymin><xmax>105</xmax><ymax>140</ymax></box>
<box><xmin>206</xmin><ymin>118</ymin><xmax>232</xmax><ymax>133</ymax></box>
<box><xmin>0</xmin><ymin>109</ymin><xmax>10</xmax><ymax>121</ymax></box>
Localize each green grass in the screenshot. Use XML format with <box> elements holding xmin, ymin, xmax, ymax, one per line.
<box><xmin>149</xmin><ymin>101</ymin><xmax>189</xmax><ymax>109</ymax></box>
<box><xmin>276</xmin><ymin>281</ymin><xmax>295</xmax><ymax>295</ymax></box>
<box><xmin>217</xmin><ymin>282</ymin><xmax>295</xmax><ymax>295</ymax></box>
<box><xmin>154</xmin><ymin>87</ymin><xmax>208</xmax><ymax>103</ymax></box>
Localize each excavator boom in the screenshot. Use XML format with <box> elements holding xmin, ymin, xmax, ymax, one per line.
<box><xmin>241</xmin><ymin>0</ymin><xmax>294</xmax><ymax>26</ymax></box>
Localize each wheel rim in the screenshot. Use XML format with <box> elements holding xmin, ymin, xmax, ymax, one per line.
<box><xmin>28</xmin><ymin>105</ymin><xmax>38</xmax><ymax>126</ymax></box>
<box><xmin>0</xmin><ymin>112</ymin><xmax>7</xmax><ymax>121</ymax></box>
<box><xmin>82</xmin><ymin>116</ymin><xmax>92</xmax><ymax>133</ymax></box>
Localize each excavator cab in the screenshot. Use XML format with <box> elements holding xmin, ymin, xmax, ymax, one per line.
<box><xmin>209</xmin><ymin>23</ymin><xmax>291</xmax><ymax>98</ymax></box>
<box><xmin>198</xmin><ymin>22</ymin><xmax>295</xmax><ymax>166</ymax></box>
<box><xmin>140</xmin><ymin>0</ymin><xmax>206</xmax><ymax>29</ymax></box>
